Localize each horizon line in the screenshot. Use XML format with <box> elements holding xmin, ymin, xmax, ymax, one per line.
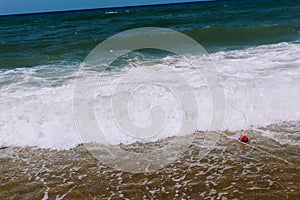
<box><xmin>0</xmin><ymin>0</ymin><xmax>218</xmax><ymax>17</ymax></box>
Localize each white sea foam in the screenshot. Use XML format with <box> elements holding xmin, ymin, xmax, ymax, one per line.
<box><xmin>0</xmin><ymin>42</ymin><xmax>299</xmax><ymax>149</ymax></box>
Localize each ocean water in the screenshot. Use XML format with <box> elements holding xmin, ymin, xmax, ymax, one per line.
<box><xmin>0</xmin><ymin>0</ymin><xmax>299</xmax><ymax>149</ymax></box>
<box><xmin>0</xmin><ymin>1</ymin><xmax>300</xmax><ymax>199</ymax></box>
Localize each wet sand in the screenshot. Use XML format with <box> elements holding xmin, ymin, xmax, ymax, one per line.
<box><xmin>0</xmin><ymin>122</ymin><xmax>299</xmax><ymax>199</ymax></box>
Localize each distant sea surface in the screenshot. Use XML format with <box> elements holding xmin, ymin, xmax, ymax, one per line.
<box><xmin>0</xmin><ymin>0</ymin><xmax>299</xmax><ymax>199</ymax></box>
<box><xmin>1</xmin><ymin>0</ymin><xmax>299</xmax><ymax>68</ymax></box>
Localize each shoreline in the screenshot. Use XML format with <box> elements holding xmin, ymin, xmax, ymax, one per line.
<box><xmin>1</xmin><ymin>122</ymin><xmax>299</xmax><ymax>199</ymax></box>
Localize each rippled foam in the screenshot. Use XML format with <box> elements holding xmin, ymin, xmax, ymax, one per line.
<box><xmin>0</xmin><ymin>42</ymin><xmax>299</xmax><ymax>149</ymax></box>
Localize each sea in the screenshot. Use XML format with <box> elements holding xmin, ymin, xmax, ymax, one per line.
<box><xmin>0</xmin><ymin>0</ymin><xmax>299</xmax><ymax>199</ymax></box>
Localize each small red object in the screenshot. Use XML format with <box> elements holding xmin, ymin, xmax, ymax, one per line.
<box><xmin>238</xmin><ymin>135</ymin><xmax>249</xmax><ymax>142</ymax></box>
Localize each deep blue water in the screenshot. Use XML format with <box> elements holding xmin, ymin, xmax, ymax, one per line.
<box><xmin>0</xmin><ymin>0</ymin><xmax>299</xmax><ymax>68</ymax></box>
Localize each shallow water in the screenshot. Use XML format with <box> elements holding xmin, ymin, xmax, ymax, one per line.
<box><xmin>1</xmin><ymin>121</ymin><xmax>299</xmax><ymax>199</ymax></box>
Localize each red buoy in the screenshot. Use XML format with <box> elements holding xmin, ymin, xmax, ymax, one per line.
<box><xmin>238</xmin><ymin>135</ymin><xmax>249</xmax><ymax>142</ymax></box>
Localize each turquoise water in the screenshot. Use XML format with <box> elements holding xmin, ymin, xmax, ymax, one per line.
<box><xmin>0</xmin><ymin>0</ymin><xmax>299</xmax><ymax>68</ymax></box>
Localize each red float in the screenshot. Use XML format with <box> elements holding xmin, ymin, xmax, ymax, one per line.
<box><xmin>238</xmin><ymin>135</ymin><xmax>249</xmax><ymax>142</ymax></box>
